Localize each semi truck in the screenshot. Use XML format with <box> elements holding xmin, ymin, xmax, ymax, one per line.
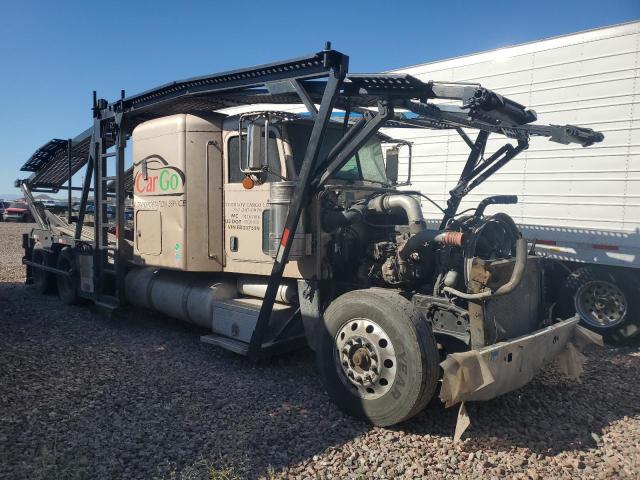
<box><xmin>389</xmin><ymin>21</ymin><xmax>640</xmax><ymax>343</ymax></box>
<box><xmin>16</xmin><ymin>44</ymin><xmax>603</xmax><ymax>426</ymax></box>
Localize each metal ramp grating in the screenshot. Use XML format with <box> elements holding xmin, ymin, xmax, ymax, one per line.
<box><xmin>21</xmin><ymin>139</ymin><xmax>68</xmax><ymax>172</ymax></box>
<box><xmin>19</xmin><ymin>128</ymin><xmax>106</xmax><ymax>192</ymax></box>
<box><xmin>345</xmin><ymin>74</ymin><xmax>432</xmax><ymax>96</ymax></box>
<box><xmin>124</xmin><ymin>52</ymin><xmax>331</xmax><ymax>111</ymax></box>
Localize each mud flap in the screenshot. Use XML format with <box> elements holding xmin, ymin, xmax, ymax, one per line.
<box><xmin>440</xmin><ymin>317</ymin><xmax>602</xmax><ymax>441</ymax></box>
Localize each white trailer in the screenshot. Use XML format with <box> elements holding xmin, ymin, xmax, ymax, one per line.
<box><xmin>390</xmin><ymin>21</ymin><xmax>640</xmax><ymax>342</ymax></box>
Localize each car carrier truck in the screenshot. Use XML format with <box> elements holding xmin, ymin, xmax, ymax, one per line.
<box><xmin>16</xmin><ymin>44</ymin><xmax>603</xmax><ymax>427</ymax></box>
<box><xmin>388</xmin><ymin>22</ymin><xmax>640</xmax><ymax>344</ymax></box>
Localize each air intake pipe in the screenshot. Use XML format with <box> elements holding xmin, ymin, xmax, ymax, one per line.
<box><xmin>367</xmin><ymin>194</ymin><xmax>426</xmax><ymax>234</ymax></box>
<box><xmin>322</xmin><ymin>193</ymin><xmax>426</xmax><ymax>234</ymax></box>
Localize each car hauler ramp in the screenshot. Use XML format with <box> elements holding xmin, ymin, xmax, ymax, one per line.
<box><xmin>19</xmin><ymin>128</ymin><xmax>95</xmax><ymax>193</ymax></box>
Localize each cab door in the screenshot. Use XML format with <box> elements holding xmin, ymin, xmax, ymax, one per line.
<box><xmin>222</xmin><ymin>125</ymin><xmax>285</xmax><ymax>275</ymax></box>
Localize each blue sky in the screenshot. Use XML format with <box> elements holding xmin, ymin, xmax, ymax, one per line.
<box><xmin>0</xmin><ymin>0</ymin><xmax>638</xmax><ymax>196</ymax></box>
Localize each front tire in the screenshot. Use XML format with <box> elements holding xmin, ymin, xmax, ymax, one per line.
<box><xmin>316</xmin><ymin>289</ymin><xmax>440</xmax><ymax>426</ymax></box>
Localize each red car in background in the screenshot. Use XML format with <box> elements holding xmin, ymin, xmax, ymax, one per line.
<box><xmin>3</xmin><ymin>201</ymin><xmax>33</xmax><ymax>222</ymax></box>
<box><xmin>0</xmin><ymin>201</ymin><xmax>9</xmax><ymax>221</ymax></box>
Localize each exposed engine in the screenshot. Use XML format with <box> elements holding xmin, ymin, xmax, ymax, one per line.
<box><xmin>321</xmin><ymin>190</ymin><xmax>521</xmax><ymax>304</ymax></box>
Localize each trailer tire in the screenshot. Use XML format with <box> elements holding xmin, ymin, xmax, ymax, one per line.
<box><xmin>316</xmin><ymin>288</ymin><xmax>440</xmax><ymax>426</ymax></box>
<box><xmin>56</xmin><ymin>248</ymin><xmax>81</xmax><ymax>305</ymax></box>
<box><xmin>558</xmin><ymin>267</ymin><xmax>640</xmax><ymax>343</ymax></box>
<box><xmin>31</xmin><ymin>248</ymin><xmax>55</xmax><ymax>294</ymax></box>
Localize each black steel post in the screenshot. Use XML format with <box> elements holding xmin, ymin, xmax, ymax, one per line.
<box><xmin>291</xmin><ymin>80</ymin><xmax>318</xmax><ymax>119</ymax></box>
<box><xmin>465</xmin><ymin>140</ymin><xmax>528</xmax><ymax>193</ymax></box>
<box><xmin>114</xmin><ymin>112</ymin><xmax>127</xmax><ymax>304</ymax></box>
<box><xmin>439</xmin><ymin>130</ymin><xmax>489</xmax><ymax>228</ymax></box>
<box><xmin>248</xmin><ymin>63</ymin><xmax>347</xmax><ymax>360</ymax></box>
<box><xmin>316</xmin><ymin>101</ymin><xmax>393</xmax><ymax>188</ymax></box>
<box><xmin>318</xmin><ymin>116</ymin><xmax>366</xmax><ymax>173</ymax></box>
<box><xmin>67</xmin><ymin>139</ymin><xmax>72</xmax><ymax>224</ymax></box>
<box><xmin>92</xmin><ymin>118</ymin><xmax>103</xmax><ymax>298</ymax></box>
<box><xmin>75</xmin><ymin>154</ymin><xmax>94</xmax><ymax>239</ymax></box>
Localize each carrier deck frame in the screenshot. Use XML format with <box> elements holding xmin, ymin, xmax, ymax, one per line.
<box><xmin>17</xmin><ymin>43</ymin><xmax>603</xmax><ymax>359</ymax></box>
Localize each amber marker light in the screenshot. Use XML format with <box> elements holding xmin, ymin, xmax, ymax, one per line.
<box><xmin>242</xmin><ymin>176</ymin><xmax>255</xmax><ymax>190</ymax></box>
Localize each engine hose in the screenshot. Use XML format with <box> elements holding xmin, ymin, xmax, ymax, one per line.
<box><xmin>442</xmin><ymin>237</ymin><xmax>527</xmax><ymax>300</ymax></box>
<box><xmin>321</xmin><ymin>203</ymin><xmax>367</xmax><ymax>232</ymax></box>
<box><xmin>398</xmin><ymin>230</ymin><xmax>464</xmax><ymax>261</ymax></box>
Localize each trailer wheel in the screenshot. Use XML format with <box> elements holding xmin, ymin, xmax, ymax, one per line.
<box><xmin>31</xmin><ymin>248</ymin><xmax>55</xmax><ymax>294</ymax></box>
<box><xmin>558</xmin><ymin>267</ymin><xmax>640</xmax><ymax>343</ymax></box>
<box><xmin>56</xmin><ymin>248</ymin><xmax>81</xmax><ymax>305</ymax></box>
<box><xmin>316</xmin><ymin>289</ymin><xmax>440</xmax><ymax>426</ymax></box>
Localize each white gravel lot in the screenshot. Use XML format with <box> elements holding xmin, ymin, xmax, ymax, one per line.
<box><xmin>0</xmin><ymin>221</ymin><xmax>639</xmax><ymax>479</ymax></box>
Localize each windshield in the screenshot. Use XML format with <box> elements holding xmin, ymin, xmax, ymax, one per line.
<box><xmin>9</xmin><ymin>202</ymin><xmax>27</xmax><ymax>209</ymax></box>
<box><xmin>287</xmin><ymin>123</ymin><xmax>388</xmax><ymax>184</ymax></box>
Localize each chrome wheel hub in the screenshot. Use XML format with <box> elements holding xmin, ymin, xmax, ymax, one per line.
<box><xmin>335</xmin><ymin>318</ymin><xmax>396</xmax><ymax>399</ymax></box>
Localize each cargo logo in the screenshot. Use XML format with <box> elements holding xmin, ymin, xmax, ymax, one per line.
<box><xmin>133</xmin><ymin>155</ymin><xmax>185</xmax><ymax>197</ymax></box>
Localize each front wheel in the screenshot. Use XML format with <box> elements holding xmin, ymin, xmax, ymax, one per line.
<box><xmin>316</xmin><ymin>289</ymin><xmax>440</xmax><ymax>426</ymax></box>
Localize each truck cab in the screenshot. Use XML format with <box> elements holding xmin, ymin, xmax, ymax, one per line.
<box><xmin>130</xmin><ymin>112</ymin><xmax>395</xmax><ymax>279</ymax></box>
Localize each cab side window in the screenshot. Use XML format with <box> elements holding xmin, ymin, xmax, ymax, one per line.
<box><xmin>228</xmin><ymin>130</ymin><xmax>281</xmax><ymax>183</ymax></box>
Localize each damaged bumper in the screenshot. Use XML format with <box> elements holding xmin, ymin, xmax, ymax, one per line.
<box><xmin>440</xmin><ymin>316</ymin><xmax>601</xmax><ymax>407</ymax></box>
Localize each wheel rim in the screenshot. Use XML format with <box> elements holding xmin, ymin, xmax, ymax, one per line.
<box><xmin>575</xmin><ymin>280</ymin><xmax>627</xmax><ymax>328</ymax></box>
<box><xmin>335</xmin><ymin>318</ymin><xmax>397</xmax><ymax>400</ymax></box>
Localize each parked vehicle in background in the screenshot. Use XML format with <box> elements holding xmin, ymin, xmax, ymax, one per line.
<box><xmin>0</xmin><ymin>201</ymin><xmax>10</xmax><ymax>221</ymax></box>
<box><xmin>124</xmin><ymin>206</ymin><xmax>133</xmax><ymax>221</ymax></box>
<box><xmin>389</xmin><ymin>21</ymin><xmax>640</xmax><ymax>343</ymax></box>
<box><xmin>3</xmin><ymin>201</ymin><xmax>34</xmax><ymax>222</ymax></box>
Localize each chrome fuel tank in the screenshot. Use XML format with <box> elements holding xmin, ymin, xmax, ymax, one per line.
<box><xmin>125</xmin><ymin>268</ymin><xmax>237</xmax><ymax>328</ymax></box>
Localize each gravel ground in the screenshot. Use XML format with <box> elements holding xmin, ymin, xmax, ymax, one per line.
<box><xmin>1</xmin><ymin>221</ymin><xmax>639</xmax><ymax>479</ymax></box>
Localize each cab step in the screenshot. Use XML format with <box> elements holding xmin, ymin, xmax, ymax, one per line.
<box><xmin>200</xmin><ymin>334</ymin><xmax>249</xmax><ymax>355</ymax></box>
<box><xmin>211</xmin><ymin>297</ymin><xmax>298</xmax><ymax>344</ymax></box>
<box><xmin>95</xmin><ymin>296</ymin><xmax>120</xmax><ymax>314</ymax></box>
<box><xmin>199</xmin><ymin>296</ymin><xmax>304</xmax><ymax>357</ymax></box>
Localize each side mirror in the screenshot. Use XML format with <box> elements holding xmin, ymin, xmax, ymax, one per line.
<box><xmin>246</xmin><ymin>122</ymin><xmax>263</xmax><ymax>171</ymax></box>
<box><xmin>385</xmin><ymin>147</ymin><xmax>399</xmax><ymax>184</ymax></box>
<box><xmin>385</xmin><ymin>141</ymin><xmax>412</xmax><ymax>186</ymax></box>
